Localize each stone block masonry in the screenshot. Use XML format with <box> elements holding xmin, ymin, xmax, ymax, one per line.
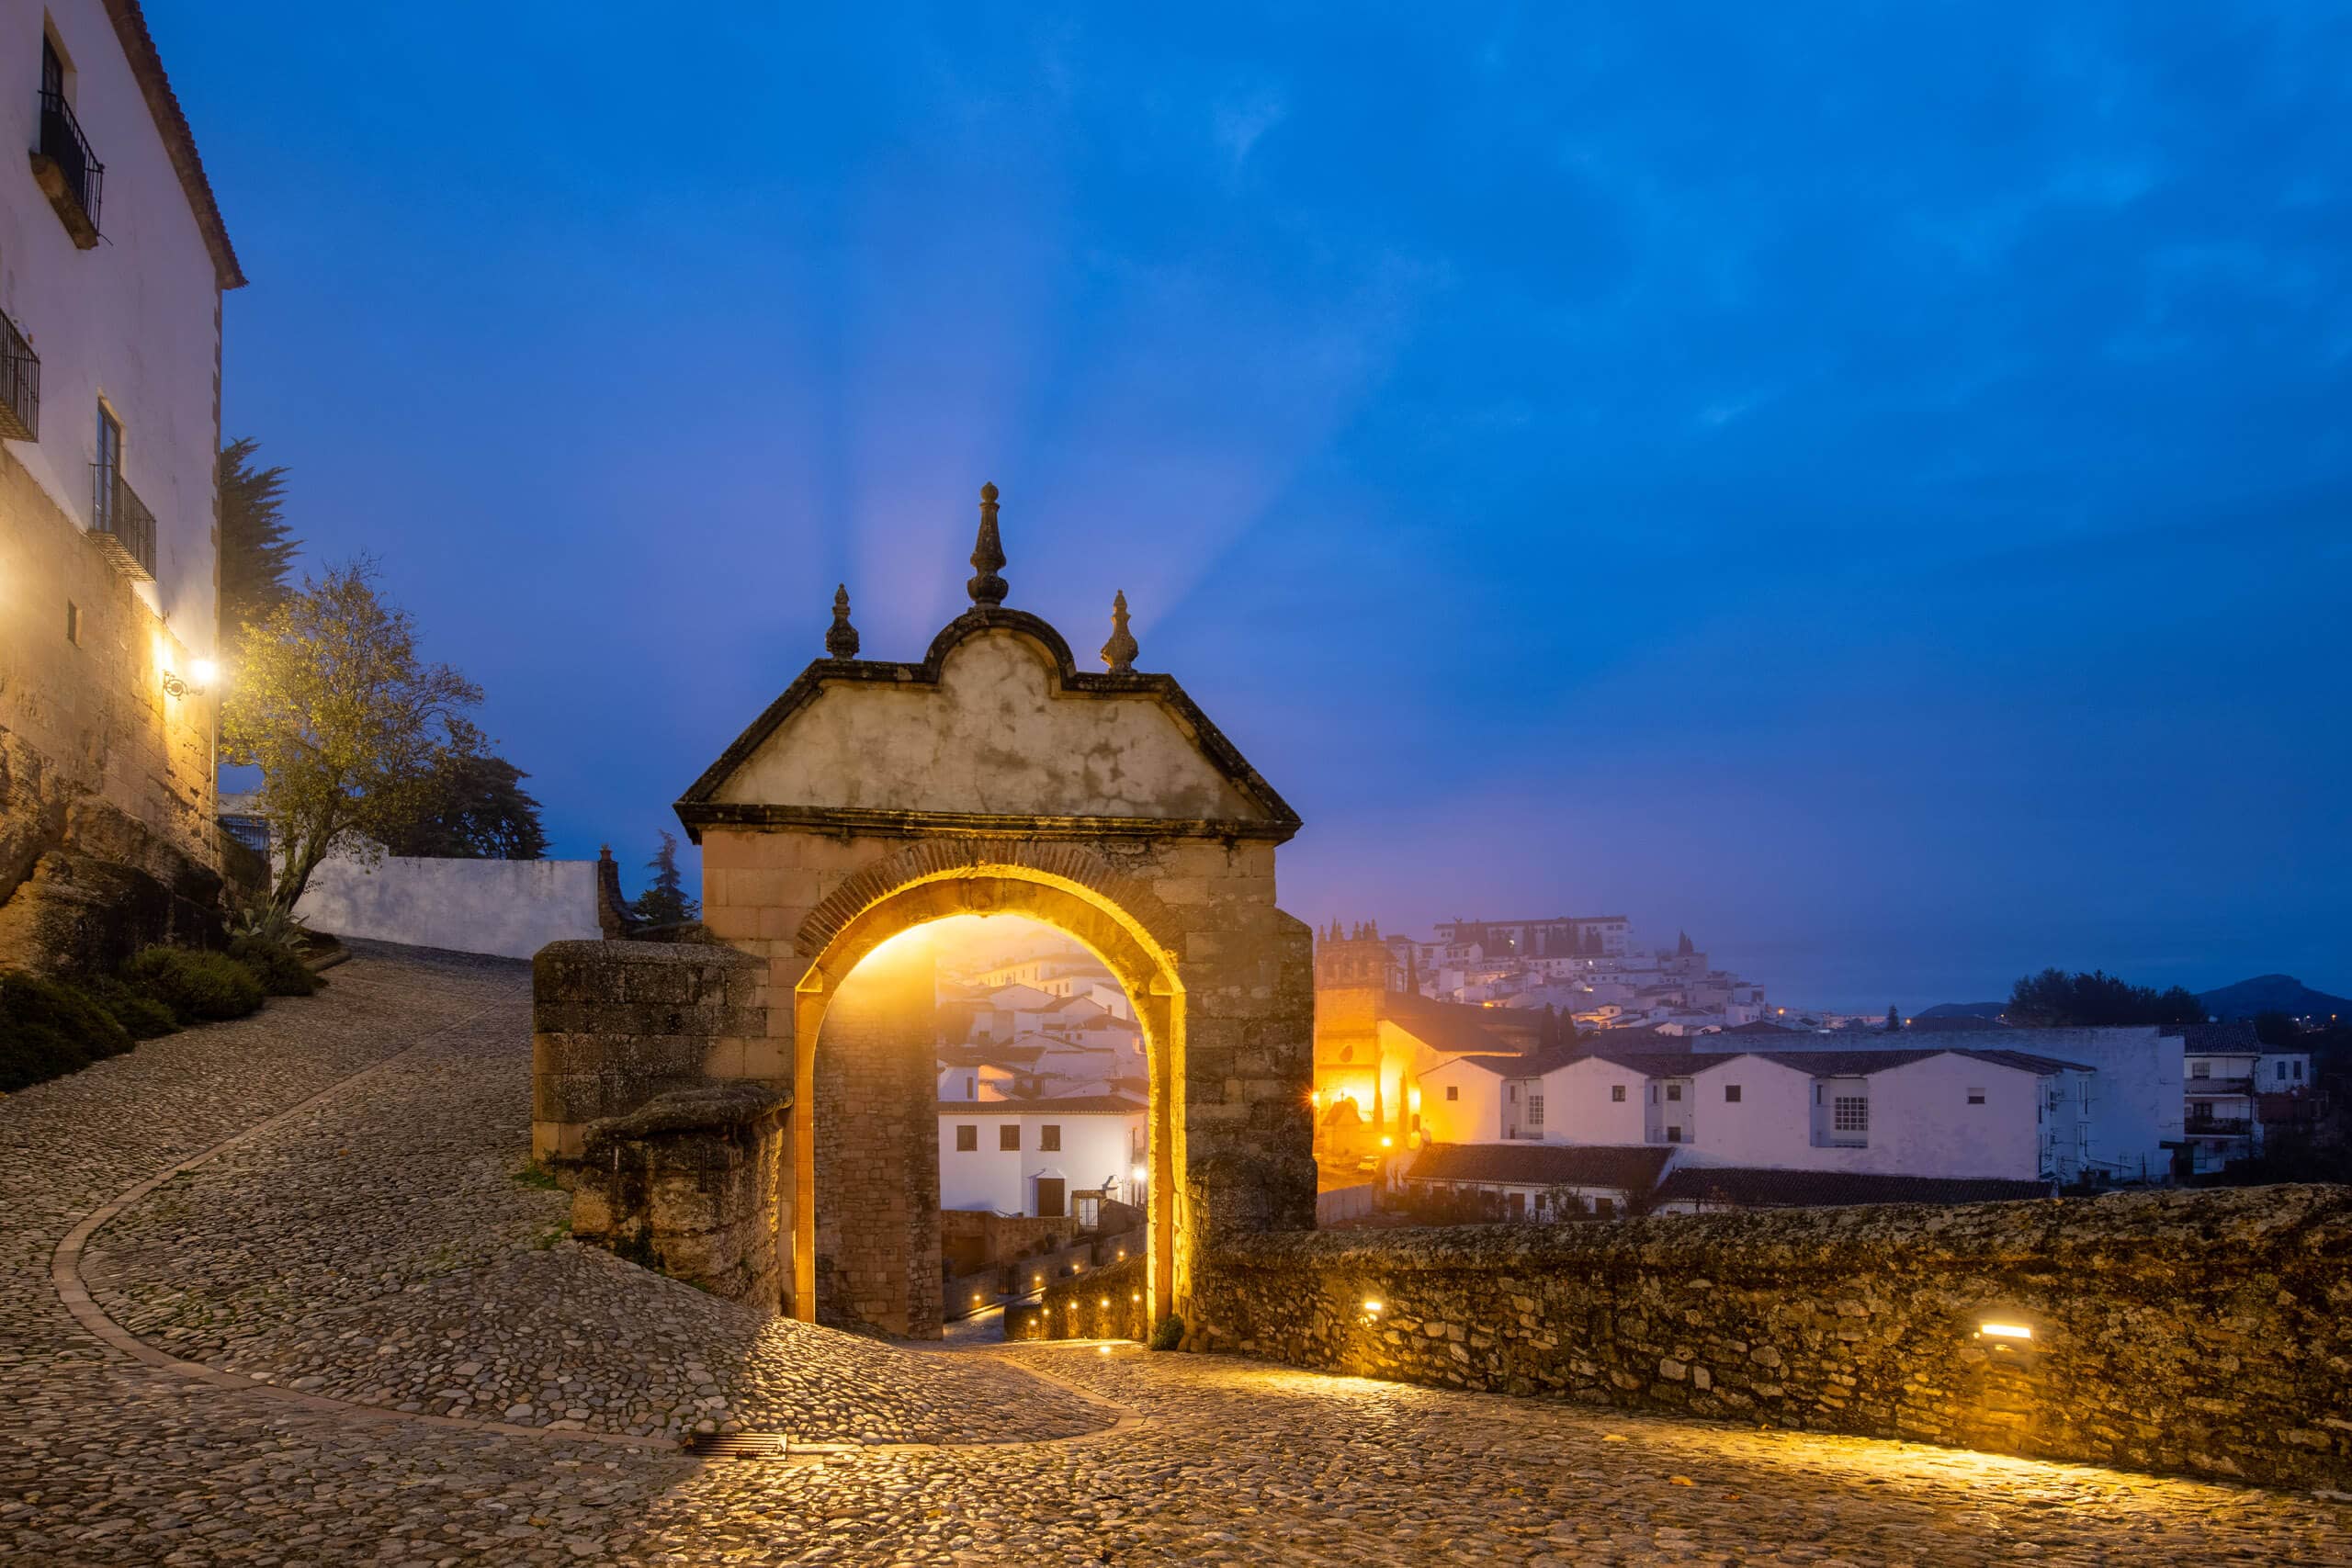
<box><xmin>1188</xmin><ymin>1183</ymin><xmax>2352</xmax><ymax>1490</ymax></box>
<box><xmin>530</xmin><ymin>940</ymin><xmax>768</xmax><ymax>1162</ymax></box>
<box><xmin>1009</xmin><ymin>1255</ymin><xmax>1150</xmax><ymax>1343</ymax></box>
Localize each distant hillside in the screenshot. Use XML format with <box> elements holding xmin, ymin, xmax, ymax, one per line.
<box><xmin>2196</xmin><ymin>975</ymin><xmax>2352</xmax><ymax>1021</ymax></box>
<box><xmin>1916</xmin><ymin>1000</ymin><xmax>2006</xmax><ymax>1021</ymax></box>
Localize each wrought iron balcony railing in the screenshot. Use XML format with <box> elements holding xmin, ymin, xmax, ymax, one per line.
<box><xmin>2184</xmin><ymin>1117</ymin><xmax>2252</xmax><ymax>1137</ymax></box>
<box><xmin>2185</xmin><ymin>1077</ymin><xmax>2253</xmax><ymax>1096</ymax></box>
<box><xmin>0</xmin><ymin>311</ymin><xmax>36</xmax><ymax>441</ymax></box>
<box><xmin>33</xmin><ymin>88</ymin><xmax>104</xmax><ymax>244</ymax></box>
<box><xmin>91</xmin><ymin>460</ymin><xmax>156</xmax><ymax>581</ymax></box>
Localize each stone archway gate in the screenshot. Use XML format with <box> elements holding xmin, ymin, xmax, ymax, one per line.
<box><xmin>537</xmin><ymin>485</ymin><xmax>1316</xmax><ymax>1337</ymax></box>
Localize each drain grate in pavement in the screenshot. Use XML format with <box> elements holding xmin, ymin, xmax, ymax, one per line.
<box><xmin>684</xmin><ymin>1431</ymin><xmax>790</xmax><ymax>1459</ymax></box>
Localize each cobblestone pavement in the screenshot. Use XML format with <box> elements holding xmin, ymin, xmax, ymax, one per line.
<box><xmin>6</xmin><ymin>944</ymin><xmax>2349</xmax><ymax>1565</ymax></box>
<box><xmin>72</xmin><ymin>963</ymin><xmax>1107</xmax><ymax>1445</ymax></box>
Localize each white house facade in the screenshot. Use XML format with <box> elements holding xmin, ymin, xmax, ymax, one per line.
<box><xmin>936</xmin><ymin>1095</ymin><xmax>1146</xmax><ymax>1218</ymax></box>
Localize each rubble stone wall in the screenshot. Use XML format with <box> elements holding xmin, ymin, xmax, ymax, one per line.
<box><xmin>1188</xmin><ymin>1184</ymin><xmax>2352</xmax><ymax>1489</ymax></box>
<box><xmin>567</xmin><ymin>1082</ymin><xmax>790</xmax><ymax>1311</ymax></box>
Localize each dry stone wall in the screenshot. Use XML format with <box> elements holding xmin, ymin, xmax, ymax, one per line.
<box><xmin>1010</xmin><ymin>1255</ymin><xmax>1150</xmax><ymax>1343</ymax></box>
<box><xmin>1188</xmin><ymin>1184</ymin><xmax>2352</xmax><ymax>1490</ymax></box>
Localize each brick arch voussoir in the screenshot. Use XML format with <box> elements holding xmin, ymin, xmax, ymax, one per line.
<box><xmin>793</xmin><ymin>837</ymin><xmax>1182</xmax><ymax>967</ymax></box>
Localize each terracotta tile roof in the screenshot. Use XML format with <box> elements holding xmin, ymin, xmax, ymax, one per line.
<box><xmin>935</xmin><ymin>1095</ymin><xmax>1146</xmax><ymax>1116</ymax></box>
<box><xmin>1377</xmin><ymin>991</ymin><xmax>1530</xmax><ymax>1057</ymax></box>
<box><xmin>1404</xmin><ymin>1142</ymin><xmax>1677</xmax><ymax>1191</ymax></box>
<box><xmin>1653</xmin><ymin>1168</ymin><xmax>2050</xmax><ymax>1210</ymax></box>
<box><xmin>103</xmin><ymin>0</ymin><xmax>244</xmax><ymax>288</ymax></box>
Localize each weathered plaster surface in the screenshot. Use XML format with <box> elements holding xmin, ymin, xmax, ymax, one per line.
<box><xmin>711</xmin><ymin>629</ymin><xmax>1260</xmax><ymax>822</ymax></box>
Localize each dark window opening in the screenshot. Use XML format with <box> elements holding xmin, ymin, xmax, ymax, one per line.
<box><xmin>1039</xmin><ymin>1124</ymin><xmax>1060</xmax><ymax>1152</ymax></box>
<box><xmin>954</xmin><ymin>1124</ymin><xmax>977</xmax><ymax>1152</ymax></box>
<box><xmin>999</xmin><ymin>1124</ymin><xmax>1020</xmax><ymax>1152</ymax></box>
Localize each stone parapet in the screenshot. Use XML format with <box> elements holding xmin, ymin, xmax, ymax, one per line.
<box><xmin>1010</xmin><ymin>1254</ymin><xmax>1150</xmax><ymax>1343</ymax></box>
<box><xmin>568</xmin><ymin>1082</ymin><xmax>791</xmax><ymax>1311</ymax></box>
<box><xmin>1189</xmin><ymin>1184</ymin><xmax>2352</xmax><ymax>1489</ymax></box>
<box><xmin>530</xmin><ymin>939</ymin><xmax>768</xmax><ymax>1161</ymax></box>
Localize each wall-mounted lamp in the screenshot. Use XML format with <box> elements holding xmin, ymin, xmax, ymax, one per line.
<box><xmin>160</xmin><ymin>657</ymin><xmax>218</xmax><ymax>699</ymax></box>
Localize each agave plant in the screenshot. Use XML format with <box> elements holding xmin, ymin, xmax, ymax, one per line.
<box><xmin>228</xmin><ymin>897</ymin><xmax>314</xmax><ymax>953</ymax></box>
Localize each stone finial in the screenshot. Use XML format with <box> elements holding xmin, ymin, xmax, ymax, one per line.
<box><xmin>967</xmin><ymin>481</ymin><xmax>1008</xmax><ymax>606</ymax></box>
<box><xmin>825</xmin><ymin>583</ymin><xmax>861</xmax><ymax>659</ymax></box>
<box><xmin>1100</xmin><ymin>589</ymin><xmax>1138</xmax><ymax>672</ymax></box>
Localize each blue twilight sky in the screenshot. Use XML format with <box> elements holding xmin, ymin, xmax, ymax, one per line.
<box><xmin>163</xmin><ymin>3</ymin><xmax>2348</xmax><ymax>1010</ymax></box>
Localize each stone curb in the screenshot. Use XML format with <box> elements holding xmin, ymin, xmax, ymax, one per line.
<box><xmin>49</xmin><ymin>985</ymin><xmax>1149</xmax><ymax>1461</ymax></box>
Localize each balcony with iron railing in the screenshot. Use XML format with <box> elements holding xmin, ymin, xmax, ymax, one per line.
<box><xmin>31</xmin><ymin>87</ymin><xmax>104</xmax><ymax>246</ymax></box>
<box><xmin>2184</xmin><ymin>1116</ymin><xmax>2253</xmax><ymax>1138</ymax></box>
<box><xmin>2185</xmin><ymin>1077</ymin><xmax>2254</xmax><ymax>1096</ymax></box>
<box><xmin>91</xmin><ymin>461</ymin><xmax>156</xmax><ymax>581</ymax></box>
<box><xmin>0</xmin><ymin>312</ymin><xmax>36</xmax><ymax>441</ymax></box>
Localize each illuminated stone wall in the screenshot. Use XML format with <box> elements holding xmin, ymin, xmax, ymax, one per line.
<box><xmin>1187</xmin><ymin>1183</ymin><xmax>2352</xmax><ymax>1489</ymax></box>
<box><xmin>808</xmin><ymin>933</ymin><xmax>941</xmax><ymax>1337</ymax></box>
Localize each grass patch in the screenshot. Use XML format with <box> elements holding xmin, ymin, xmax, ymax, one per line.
<box><xmin>512</xmin><ymin>1158</ymin><xmax>562</xmax><ymax>1190</ymax></box>
<box><xmin>532</xmin><ymin>1218</ymin><xmax>572</xmax><ymax>1250</ymax></box>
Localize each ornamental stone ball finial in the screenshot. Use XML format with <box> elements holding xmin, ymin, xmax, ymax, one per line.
<box><xmin>1101</xmin><ymin>589</ymin><xmax>1138</xmax><ymax>672</ymax></box>
<box><xmin>967</xmin><ymin>481</ymin><xmax>1008</xmax><ymax>606</ymax></box>
<box><xmin>825</xmin><ymin>583</ymin><xmax>860</xmax><ymax>659</ymax></box>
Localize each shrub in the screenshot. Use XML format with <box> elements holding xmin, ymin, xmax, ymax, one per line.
<box><xmin>121</xmin><ymin>946</ymin><xmax>266</xmax><ymax>1023</ymax></box>
<box><xmin>77</xmin><ymin>976</ymin><xmax>182</xmax><ymax>1040</ymax></box>
<box><xmin>0</xmin><ymin>973</ymin><xmax>134</xmax><ymax>1092</ymax></box>
<box><xmin>229</xmin><ymin>934</ymin><xmax>318</xmax><ymax>998</ymax></box>
<box><xmin>1148</xmin><ymin>1314</ymin><xmax>1183</xmax><ymax>1352</ymax></box>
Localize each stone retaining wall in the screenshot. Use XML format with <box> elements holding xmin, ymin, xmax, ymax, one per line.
<box><xmin>1010</xmin><ymin>1255</ymin><xmax>1150</xmax><ymax>1343</ymax></box>
<box><xmin>1189</xmin><ymin>1184</ymin><xmax>2352</xmax><ymax>1489</ymax></box>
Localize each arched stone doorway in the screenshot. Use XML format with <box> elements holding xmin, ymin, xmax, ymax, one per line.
<box><xmin>673</xmin><ymin>485</ymin><xmax>1316</xmax><ymax>1337</ymax></box>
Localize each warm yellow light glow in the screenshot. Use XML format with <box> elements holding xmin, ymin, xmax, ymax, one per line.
<box><xmin>1130</xmin><ymin>1292</ymin><xmax>1139</xmax><ymax>1302</ymax></box>
<box><xmin>1362</xmin><ymin>1299</ymin><xmax>1384</xmax><ymax>1314</ymax></box>
<box><xmin>861</xmin><ymin>923</ymin><xmax>935</xmax><ymax>966</ymax></box>
<box><xmin>1131</xmin><ymin>1164</ymin><xmax>1148</xmax><ymax>1184</ymax></box>
<box><xmin>1309</xmin><ymin>1089</ymin><xmax>1321</xmax><ymax>1107</ymax></box>
<box><xmin>190</xmin><ymin>658</ymin><xmax>219</xmax><ymax>687</ymax></box>
<box><xmin>1379</xmin><ymin>1135</ymin><xmax>1393</xmax><ymax>1148</ymax></box>
<box><xmin>1979</xmin><ymin>1322</ymin><xmax>2033</xmax><ymax>1340</ymax></box>
<box><xmin>1097</xmin><ymin>1344</ymin><xmax>1112</xmax><ymax>1355</ymax></box>
<box><xmin>1115</xmin><ymin>1249</ymin><xmax>1126</xmax><ymax>1260</ymax></box>
<box><xmin>1099</xmin><ymin>1297</ymin><xmax>1110</xmax><ymax>1307</ymax></box>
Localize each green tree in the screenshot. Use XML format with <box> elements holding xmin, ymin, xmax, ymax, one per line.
<box><xmin>219</xmin><ymin>438</ymin><xmax>299</xmax><ymax>639</ymax></box>
<box><xmin>379</xmin><ymin>719</ymin><xmax>548</xmax><ymax>860</ymax></box>
<box><xmin>2006</xmin><ymin>968</ymin><xmax>2206</xmax><ymax>1029</ymax></box>
<box><xmin>1884</xmin><ymin>1005</ymin><xmax>1902</xmax><ymax>1032</ymax></box>
<box><xmin>221</xmin><ymin>561</ymin><xmax>483</xmax><ymax>911</ymax></box>
<box><xmin>634</xmin><ymin>830</ymin><xmax>699</xmax><ymax>925</ymax></box>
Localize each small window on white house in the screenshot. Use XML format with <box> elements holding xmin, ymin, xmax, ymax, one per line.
<box><xmin>955</xmin><ymin>1125</ymin><xmax>978</xmax><ymax>1151</ymax></box>
<box><xmin>1528</xmin><ymin>1094</ymin><xmax>1544</xmax><ymax>1128</ymax></box>
<box><xmin>1666</xmin><ymin>1125</ymin><xmax>1683</xmax><ymax>1144</ymax></box>
<box><xmin>2278</xmin><ymin>1062</ymin><xmax>2290</xmax><ymax>1081</ymax></box>
<box><xmin>64</xmin><ymin>602</ymin><xmax>80</xmax><ymax>645</ymax></box>
<box><xmin>1444</xmin><ymin>1085</ymin><xmax>1458</xmax><ymax>1101</ymax></box>
<box><xmin>2295</xmin><ymin>1061</ymin><xmax>2305</xmax><ymax>1081</ymax></box>
<box><xmin>1611</xmin><ymin>1085</ymin><xmax>1626</xmax><ymax>1102</ymax></box>
<box><xmin>1039</xmin><ymin>1124</ymin><xmax>1060</xmax><ymax>1152</ymax></box>
<box><xmin>1833</xmin><ymin>1097</ymin><xmax>1869</xmax><ymax>1136</ymax></box>
<box><xmin>964</xmin><ymin>1074</ymin><xmax>976</xmax><ymax>1098</ymax></box>
<box><xmin>1508</xmin><ymin>1084</ymin><xmax>1519</xmax><ymax>1103</ymax></box>
<box><xmin>1724</xmin><ymin>1084</ymin><xmax>1741</xmax><ymax>1103</ymax></box>
<box><xmin>1000</xmin><ymin>1124</ymin><xmax>1020</xmax><ymax>1152</ymax></box>
<box><xmin>2191</xmin><ymin>1062</ymin><xmax>2211</xmax><ymax>1078</ymax></box>
<box><xmin>1666</xmin><ymin>1084</ymin><xmax>1682</xmax><ymax>1102</ymax></box>
<box><xmin>1967</xmin><ymin>1088</ymin><xmax>1985</xmax><ymax>1105</ymax></box>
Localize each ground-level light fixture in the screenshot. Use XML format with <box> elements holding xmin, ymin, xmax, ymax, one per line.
<box><xmin>1978</xmin><ymin>1322</ymin><xmax>2033</xmax><ymax>1341</ymax></box>
<box><xmin>1363</xmin><ymin>1299</ymin><xmax>1384</xmax><ymax>1314</ymax></box>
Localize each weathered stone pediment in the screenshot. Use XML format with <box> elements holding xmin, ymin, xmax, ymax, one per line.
<box><xmin>677</xmin><ymin>608</ymin><xmax>1298</xmax><ymax>841</ymax></box>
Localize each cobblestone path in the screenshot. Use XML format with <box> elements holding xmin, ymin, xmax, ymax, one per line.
<box><xmin>5</xmin><ymin>944</ymin><xmax>2348</xmax><ymax>1565</ymax></box>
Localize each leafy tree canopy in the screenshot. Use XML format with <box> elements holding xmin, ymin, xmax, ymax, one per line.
<box><xmin>379</xmin><ymin>718</ymin><xmax>548</xmax><ymax>860</ymax></box>
<box><xmin>634</xmin><ymin>829</ymin><xmax>699</xmax><ymax>926</ymax></box>
<box><xmin>221</xmin><ymin>560</ymin><xmax>483</xmax><ymax>911</ymax></box>
<box><xmin>219</xmin><ymin>438</ymin><xmax>299</xmax><ymax>638</ymax></box>
<box><xmin>2005</xmin><ymin>968</ymin><xmax>2206</xmax><ymax>1029</ymax></box>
